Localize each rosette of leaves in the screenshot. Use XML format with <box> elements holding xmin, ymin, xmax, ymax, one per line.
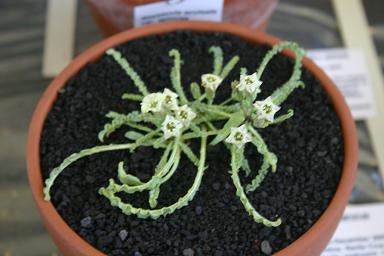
<box><xmin>43</xmin><ymin>41</ymin><xmax>305</xmax><ymax>227</ymax></box>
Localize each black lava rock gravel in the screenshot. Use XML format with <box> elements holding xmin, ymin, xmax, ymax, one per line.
<box><xmin>40</xmin><ymin>31</ymin><xmax>343</xmax><ymax>255</ymax></box>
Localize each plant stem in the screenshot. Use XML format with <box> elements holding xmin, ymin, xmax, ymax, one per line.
<box><xmin>219</xmin><ymin>97</ymin><xmax>233</xmax><ymax>106</ymax></box>
<box><xmin>207</xmin><ymin>107</ymin><xmax>233</xmax><ymax>118</ymax></box>
<box><xmin>43</xmin><ymin>143</ymin><xmax>134</xmax><ymax>200</ymax></box>
<box><xmin>182</xmin><ymin>130</ymin><xmax>219</xmax><ymax>140</ymax></box>
<box><xmin>169</xmin><ymin>49</ymin><xmax>188</xmax><ymax>104</ymax></box>
<box><xmin>230</xmin><ymin>145</ymin><xmax>281</xmax><ymax>227</ymax></box>
<box><xmin>197</xmin><ymin>94</ymin><xmax>207</xmax><ymax>102</ymax></box>
<box><xmin>125</xmin><ymin>122</ymin><xmax>153</xmax><ymax>133</ymax></box>
<box><xmin>106</xmin><ymin>48</ymin><xmax>149</xmax><ymax>95</ymax></box>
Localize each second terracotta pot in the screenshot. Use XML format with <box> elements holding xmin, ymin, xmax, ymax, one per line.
<box><xmin>84</xmin><ymin>0</ymin><xmax>278</xmax><ymax>36</ymax></box>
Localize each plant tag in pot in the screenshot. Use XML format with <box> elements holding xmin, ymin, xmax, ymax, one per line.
<box><xmin>133</xmin><ymin>0</ymin><xmax>224</xmax><ymax>27</ymax></box>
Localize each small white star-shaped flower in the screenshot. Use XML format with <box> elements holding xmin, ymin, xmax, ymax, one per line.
<box><xmin>225</xmin><ymin>124</ymin><xmax>252</xmax><ymax>148</ymax></box>
<box><xmin>141</xmin><ymin>93</ymin><xmax>164</xmax><ymax>113</ymax></box>
<box><xmin>161</xmin><ymin>115</ymin><xmax>183</xmax><ymax>139</ymax></box>
<box><xmin>176</xmin><ymin>105</ymin><xmax>197</xmax><ymax>127</ymax></box>
<box><xmin>237</xmin><ymin>72</ymin><xmax>262</xmax><ymax>94</ymax></box>
<box><xmin>162</xmin><ymin>88</ymin><xmax>179</xmax><ymax>110</ymax></box>
<box><xmin>201</xmin><ymin>74</ymin><xmax>223</xmax><ymax>91</ymax></box>
<box><xmin>253</xmin><ymin>96</ymin><xmax>281</xmax><ymax>122</ymax></box>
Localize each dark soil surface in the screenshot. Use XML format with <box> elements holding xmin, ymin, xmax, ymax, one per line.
<box><xmin>40</xmin><ymin>31</ymin><xmax>343</xmax><ymax>256</ymax></box>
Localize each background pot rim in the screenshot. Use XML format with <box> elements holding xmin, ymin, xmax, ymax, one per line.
<box><xmin>26</xmin><ymin>20</ymin><xmax>358</xmax><ymax>256</ymax></box>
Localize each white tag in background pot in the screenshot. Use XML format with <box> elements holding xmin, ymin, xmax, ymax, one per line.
<box><xmin>307</xmin><ymin>48</ymin><xmax>376</xmax><ymax>120</ymax></box>
<box><xmin>323</xmin><ymin>203</ymin><xmax>384</xmax><ymax>256</ymax></box>
<box><xmin>133</xmin><ymin>0</ymin><xmax>224</xmax><ymax>27</ymax></box>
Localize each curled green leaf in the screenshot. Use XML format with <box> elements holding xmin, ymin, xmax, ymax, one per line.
<box><xmin>118</xmin><ymin>162</ymin><xmax>143</xmax><ymax>186</ymax></box>
<box><xmin>99</xmin><ymin>135</ymin><xmax>208</xmax><ymax>219</ymax></box>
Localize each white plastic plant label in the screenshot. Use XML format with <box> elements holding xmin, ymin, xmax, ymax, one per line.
<box><xmin>323</xmin><ymin>203</ymin><xmax>384</xmax><ymax>256</ymax></box>
<box><xmin>307</xmin><ymin>48</ymin><xmax>376</xmax><ymax>120</ymax></box>
<box><xmin>133</xmin><ymin>0</ymin><xmax>224</xmax><ymax>27</ymax></box>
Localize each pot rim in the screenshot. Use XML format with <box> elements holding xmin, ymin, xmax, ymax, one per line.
<box><xmin>27</xmin><ymin>20</ymin><xmax>358</xmax><ymax>256</ymax></box>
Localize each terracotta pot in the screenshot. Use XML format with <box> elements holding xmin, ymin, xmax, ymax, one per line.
<box><xmin>84</xmin><ymin>0</ymin><xmax>277</xmax><ymax>37</ymax></box>
<box><xmin>27</xmin><ymin>21</ymin><xmax>358</xmax><ymax>256</ymax></box>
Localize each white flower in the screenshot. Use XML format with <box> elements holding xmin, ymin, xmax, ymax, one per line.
<box><xmin>141</xmin><ymin>93</ymin><xmax>164</xmax><ymax>113</ymax></box>
<box><xmin>225</xmin><ymin>124</ymin><xmax>252</xmax><ymax>148</ymax></box>
<box><xmin>161</xmin><ymin>115</ymin><xmax>183</xmax><ymax>139</ymax></box>
<box><xmin>253</xmin><ymin>96</ymin><xmax>281</xmax><ymax>122</ymax></box>
<box><xmin>201</xmin><ymin>74</ymin><xmax>223</xmax><ymax>91</ymax></box>
<box><xmin>237</xmin><ymin>72</ymin><xmax>262</xmax><ymax>94</ymax></box>
<box><xmin>162</xmin><ymin>88</ymin><xmax>179</xmax><ymax>110</ymax></box>
<box><xmin>176</xmin><ymin>105</ymin><xmax>197</xmax><ymax>127</ymax></box>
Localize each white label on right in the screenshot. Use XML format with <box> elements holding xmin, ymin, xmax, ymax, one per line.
<box><xmin>323</xmin><ymin>203</ymin><xmax>384</xmax><ymax>256</ymax></box>
<box><xmin>307</xmin><ymin>48</ymin><xmax>376</xmax><ymax>120</ymax></box>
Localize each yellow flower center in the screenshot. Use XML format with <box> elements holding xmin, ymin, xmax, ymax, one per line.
<box><xmin>234</xmin><ymin>132</ymin><xmax>243</xmax><ymax>141</ymax></box>
<box><xmin>179</xmin><ymin>110</ymin><xmax>188</xmax><ymax>120</ymax></box>
<box><xmin>263</xmin><ymin>104</ymin><xmax>272</xmax><ymax>114</ymax></box>
<box><xmin>207</xmin><ymin>76</ymin><xmax>216</xmax><ymax>82</ymax></box>
<box><xmin>245</xmin><ymin>77</ymin><xmax>254</xmax><ymax>85</ymax></box>
<box><xmin>150</xmin><ymin>101</ymin><xmax>158</xmax><ymax>108</ymax></box>
<box><xmin>165</xmin><ymin>95</ymin><xmax>172</xmax><ymax>104</ymax></box>
<box><xmin>166</xmin><ymin>122</ymin><xmax>176</xmax><ymax>132</ymax></box>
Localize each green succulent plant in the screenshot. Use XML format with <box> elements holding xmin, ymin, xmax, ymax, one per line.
<box><xmin>43</xmin><ymin>41</ymin><xmax>305</xmax><ymax>228</ymax></box>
